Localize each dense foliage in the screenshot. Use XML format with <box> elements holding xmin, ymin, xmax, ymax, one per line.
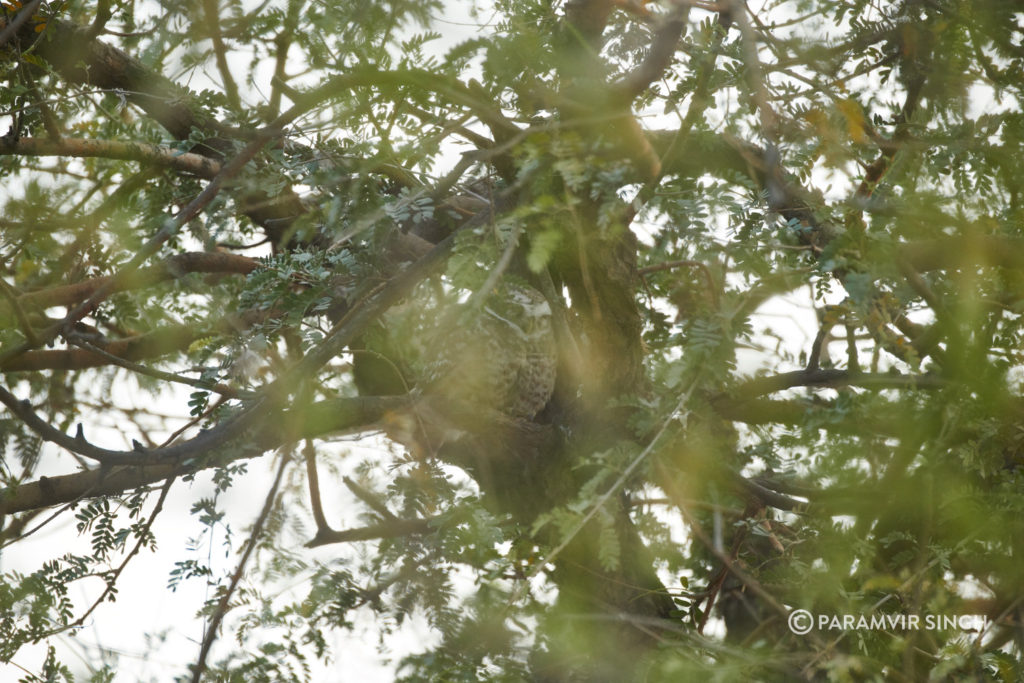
<box><xmin>2</xmin><ymin>0</ymin><xmax>1024</xmax><ymax>680</ymax></box>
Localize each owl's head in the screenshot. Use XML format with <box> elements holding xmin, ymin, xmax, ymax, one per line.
<box><xmin>482</xmin><ymin>284</ymin><xmax>553</xmax><ymax>342</ymax></box>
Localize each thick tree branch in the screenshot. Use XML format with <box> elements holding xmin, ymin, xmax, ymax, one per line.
<box><xmin>0</xmin><ymin>304</ymin><xmax>280</xmax><ymax>373</ymax></box>
<box><xmin>736</xmin><ymin>368</ymin><xmax>946</xmax><ymax>397</ymax></box>
<box><xmin>651</xmin><ymin>130</ymin><xmax>844</xmax><ymax>249</ymax></box>
<box><xmin>10</xmin><ymin>251</ymin><xmax>258</xmax><ymax>311</ymax></box>
<box><xmin>0</xmin><ymin>381</ymin><xmax>266</xmax><ymax>466</ymax></box>
<box><xmin>900</xmin><ymin>236</ymin><xmax>1024</xmax><ymax>273</ymax></box>
<box><xmin>0</xmin><ymin>189</ymin><xmax>502</xmax><ymax>502</ymax></box>
<box><xmin>9</xmin><ymin>20</ymin><xmax>518</xmax><ymax>249</ymax></box>
<box><xmin>611</xmin><ymin>7</ymin><xmax>689</xmax><ymax>101</ymax></box>
<box><xmin>0</xmin><ymin>0</ymin><xmax>44</xmax><ymax>47</ymax></box>
<box><xmin>303</xmin><ymin>440</ymin><xmax>331</xmax><ymax>536</ymax></box>
<box><xmin>0</xmin><ymin>325</ymin><xmax>200</xmax><ymax>372</ymax></box>
<box><xmin>9</xmin><ymin>17</ymin><xmax>232</xmax><ymax>144</ymax></box>
<box><xmin>710</xmin><ymin>394</ymin><xmax>903</xmax><ymax>436</ymax></box>
<box><xmin>0</xmin><ymin>137</ymin><xmax>222</xmax><ymax>178</ymax></box>
<box><xmin>5</xmin><ymin>16</ymin><xmax>309</xmax><ymax>241</ymax></box>
<box><xmin>0</xmin><ymin>396</ymin><xmax>404</xmax><ymax>515</ymax></box>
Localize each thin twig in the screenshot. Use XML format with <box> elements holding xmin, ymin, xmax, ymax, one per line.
<box><xmin>343</xmin><ymin>476</ymin><xmax>398</xmax><ymax>521</ymax></box>
<box><xmin>158</xmin><ymin>395</ymin><xmax>228</xmax><ymax>448</ymax></box>
<box><xmin>69</xmin><ymin>336</ymin><xmax>250</xmax><ymax>399</ymax></box>
<box><xmin>190</xmin><ymin>451</ymin><xmax>290</xmax><ymax>683</ymax></box>
<box><xmin>202</xmin><ymin>0</ymin><xmax>241</xmax><ymax>110</ymax></box>
<box><xmin>63</xmin><ymin>476</ymin><xmax>176</xmax><ymax>632</ymax></box>
<box><xmin>639</xmin><ymin>258</ymin><xmax>719</xmax><ymax>308</ymax></box>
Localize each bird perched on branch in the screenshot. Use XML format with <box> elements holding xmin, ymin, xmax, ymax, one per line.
<box><xmin>356</xmin><ymin>279</ymin><xmax>557</xmax><ymax>458</ymax></box>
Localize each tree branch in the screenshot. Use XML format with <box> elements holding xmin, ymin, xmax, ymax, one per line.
<box><xmin>0</xmin><ymin>304</ymin><xmax>279</xmax><ymax>373</ymax></box>
<box><xmin>290</xmin><ymin>66</ymin><xmax>520</xmax><ymax>141</ymax></box>
<box><xmin>342</xmin><ymin>476</ymin><xmax>398</xmax><ymax>521</ymax></box>
<box><xmin>67</xmin><ymin>336</ymin><xmax>249</xmax><ymax>398</ymax></box>
<box><xmin>11</xmin><ymin>251</ymin><xmax>259</xmax><ymax>311</ymax></box>
<box><xmin>611</xmin><ymin>6</ymin><xmax>689</xmax><ymax>101</ymax></box>
<box><xmin>0</xmin><ymin>325</ymin><xmax>200</xmax><ymax>372</ymax></box>
<box><xmin>735</xmin><ymin>368</ymin><xmax>947</xmax><ymax>397</ymax></box>
<box><xmin>200</xmin><ymin>0</ymin><xmax>241</xmax><ymax>111</ymax></box>
<box><xmin>191</xmin><ymin>452</ymin><xmax>287</xmax><ymax>683</ymax></box>
<box><xmin>305</xmin><ymin>517</ymin><xmax>434</xmax><ymax>548</ymax></box>
<box><xmin>65</xmin><ymin>475</ymin><xmax>175</xmax><ymax>631</ymax></box>
<box><xmin>900</xmin><ymin>236</ymin><xmax>1024</xmax><ymax>273</ymax></box>
<box><xmin>0</xmin><ymin>137</ymin><xmax>222</xmax><ymax>178</ymax></box>
<box><xmin>303</xmin><ymin>440</ymin><xmax>332</xmax><ymax>537</ymax></box>
<box><xmin>5</xmin><ymin>16</ymin><xmax>310</xmax><ymax>241</ymax></box>
<box><xmin>9</xmin><ymin>17</ymin><xmax>233</xmax><ymax>144</ymax></box>
<box><xmin>10</xmin><ymin>20</ymin><xmax>520</xmax><ymax>249</ymax></box>
<box><xmin>710</xmin><ymin>394</ymin><xmax>903</xmax><ymax>436</ymax></box>
<box><xmin>0</xmin><ymin>0</ymin><xmax>44</xmax><ymax>48</ymax></box>
<box><xmin>0</xmin><ymin>396</ymin><xmax>405</xmax><ymax>515</ymax></box>
<box><xmin>0</xmin><ymin>126</ymin><xmax>280</xmax><ymax>369</ymax></box>
<box><xmin>651</xmin><ymin>130</ymin><xmax>844</xmax><ymax>249</ymax></box>
<box><xmin>1</xmin><ymin>180</ymin><xmax>507</xmax><ymax>502</ymax></box>
<box><xmin>0</xmin><ymin>277</ymin><xmax>40</xmax><ymax>346</ymax></box>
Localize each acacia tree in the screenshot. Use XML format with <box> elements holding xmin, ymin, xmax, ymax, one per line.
<box><xmin>2</xmin><ymin>0</ymin><xmax>1023</xmax><ymax>680</ymax></box>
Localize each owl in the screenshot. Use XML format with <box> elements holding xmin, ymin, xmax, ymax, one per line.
<box><xmin>429</xmin><ymin>283</ymin><xmax>556</xmax><ymax>419</ymax></box>
<box><xmin>365</xmin><ymin>281</ymin><xmax>557</xmax><ymax>457</ymax></box>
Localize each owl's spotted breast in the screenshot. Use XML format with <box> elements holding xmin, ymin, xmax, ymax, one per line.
<box><xmin>359</xmin><ymin>279</ymin><xmax>557</xmax><ymax>457</ymax></box>
<box><xmin>428</xmin><ymin>283</ymin><xmax>556</xmax><ymax>420</ymax></box>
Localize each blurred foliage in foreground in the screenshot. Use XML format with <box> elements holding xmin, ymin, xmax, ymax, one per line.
<box><xmin>2</xmin><ymin>0</ymin><xmax>1024</xmax><ymax>680</ymax></box>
